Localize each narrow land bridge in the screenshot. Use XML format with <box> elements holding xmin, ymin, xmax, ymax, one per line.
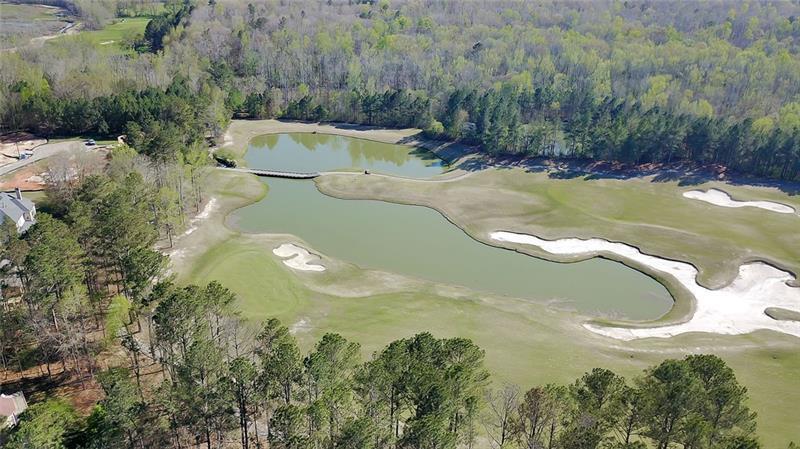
<box><xmin>218</xmin><ymin>167</ymin><xmax>321</xmax><ymax>179</ymax></box>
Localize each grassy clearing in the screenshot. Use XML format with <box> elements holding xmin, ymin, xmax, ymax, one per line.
<box><xmin>175</xmin><ymin>120</ymin><xmax>800</xmax><ymax>447</ymax></box>
<box><xmin>0</xmin><ymin>3</ymin><xmax>59</xmax><ymax>20</ymax></box>
<box><xmin>58</xmin><ymin>17</ymin><xmax>149</xmax><ymax>52</ymax></box>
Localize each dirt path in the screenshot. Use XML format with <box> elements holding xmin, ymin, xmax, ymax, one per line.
<box><xmin>1</xmin><ymin>21</ymin><xmax>81</xmax><ymax>53</ymax></box>
<box><xmin>30</xmin><ymin>21</ymin><xmax>80</xmax><ymax>45</ymax></box>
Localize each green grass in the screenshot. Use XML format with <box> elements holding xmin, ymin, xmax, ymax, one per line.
<box><xmin>21</xmin><ymin>190</ymin><xmax>54</xmax><ymax>211</ymax></box>
<box><xmin>176</xmin><ymin>122</ymin><xmax>800</xmax><ymax>447</ymax></box>
<box><xmin>118</xmin><ymin>2</ymin><xmax>166</xmax><ymax>18</ymax></box>
<box><xmin>0</xmin><ymin>3</ymin><xmax>60</xmax><ymax>20</ymax></box>
<box><xmin>48</xmin><ymin>136</ymin><xmax>117</xmax><ymax>146</ymax></box>
<box><xmin>316</xmin><ymin>168</ymin><xmax>800</xmax><ymax>293</ymax></box>
<box><xmin>60</xmin><ymin>17</ymin><xmax>149</xmax><ymax>52</ymax></box>
<box><xmin>187</xmin><ymin>241</ymin><xmax>309</xmax><ymax>322</ymax></box>
<box><xmin>184</xmin><ymin>215</ymin><xmax>800</xmax><ymax>448</ymax></box>
<box><xmin>765</xmin><ymin>307</ymin><xmax>800</xmax><ymax>322</ymax></box>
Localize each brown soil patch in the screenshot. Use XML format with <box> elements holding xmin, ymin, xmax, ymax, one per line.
<box><xmin>0</xmin><ymin>132</ymin><xmax>47</xmax><ymax>157</ymax></box>
<box><xmin>0</xmin><ymin>163</ymin><xmax>47</xmax><ymax>190</ymax></box>
<box><xmin>1</xmin><ymin>364</ymin><xmax>104</xmax><ymax>415</ymax></box>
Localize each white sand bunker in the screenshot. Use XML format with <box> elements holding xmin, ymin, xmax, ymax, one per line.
<box><xmin>183</xmin><ymin>198</ymin><xmax>217</xmax><ymax>236</ymax></box>
<box><xmin>290</xmin><ymin>317</ymin><xmax>311</xmax><ymax>334</ymax></box>
<box><xmin>222</xmin><ymin>131</ymin><xmax>233</xmax><ymax>147</ymax></box>
<box><xmin>683</xmin><ymin>188</ymin><xmax>795</xmax><ymax>214</ymax></box>
<box><xmin>273</xmin><ymin>243</ymin><xmax>326</xmax><ymax>272</ymax></box>
<box><xmin>490</xmin><ymin>231</ymin><xmax>800</xmax><ymax>340</ymax></box>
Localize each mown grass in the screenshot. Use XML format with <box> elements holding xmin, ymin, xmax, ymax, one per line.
<box><xmin>176</xmin><ymin>121</ymin><xmax>800</xmax><ymax>447</ymax></box>
<box><xmin>765</xmin><ymin>307</ymin><xmax>800</xmax><ymax>322</ymax></box>
<box><xmin>59</xmin><ymin>17</ymin><xmax>150</xmax><ymax>52</ymax></box>
<box><xmin>187</xmin><ymin>240</ymin><xmax>310</xmax><ymax>321</ymax></box>
<box><xmin>316</xmin><ymin>168</ymin><xmax>800</xmax><ymax>292</ymax></box>
<box><xmin>184</xmin><ymin>211</ymin><xmax>800</xmax><ymax>448</ymax></box>
<box><xmin>0</xmin><ymin>3</ymin><xmax>61</xmax><ymax>21</ymax></box>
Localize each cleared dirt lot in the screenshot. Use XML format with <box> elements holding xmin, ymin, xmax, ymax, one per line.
<box><xmin>0</xmin><ymin>139</ymin><xmax>109</xmax><ymax>190</ymax></box>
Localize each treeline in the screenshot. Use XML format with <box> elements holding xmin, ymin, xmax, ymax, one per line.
<box><xmin>9</xmin><ymin>70</ymin><xmax>800</xmax><ymax>179</ymax></box>
<box><xmin>2</xmin><ymin>276</ymin><xmax>762</xmax><ymax>449</ymax></box>
<box><xmin>7</xmin><ymin>75</ymin><xmax>228</xmax><ymax>152</ymax></box>
<box><xmin>173</xmin><ymin>0</ymin><xmax>800</xmax><ymax>181</ymax></box>
<box><xmin>437</xmin><ymin>87</ymin><xmax>800</xmax><ymax>180</ymax></box>
<box><xmin>242</xmin><ymin>87</ymin><xmax>432</xmax><ymax>130</ymax></box>
<box><xmin>5</xmin><ymin>0</ymin><xmax>800</xmax><ymax>180</ymax></box>
<box><xmin>141</xmin><ymin>0</ymin><xmax>192</xmax><ymax>51</ymax></box>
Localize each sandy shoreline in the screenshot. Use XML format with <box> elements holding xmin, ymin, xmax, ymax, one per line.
<box><xmin>224</xmin><ymin>119</ymin><xmax>475</xmax><ymax>165</ymax></box>
<box><xmin>490</xmin><ymin>231</ymin><xmax>800</xmax><ymax>340</ymax></box>
<box><xmin>683</xmin><ymin>188</ymin><xmax>795</xmax><ymax>214</ymax></box>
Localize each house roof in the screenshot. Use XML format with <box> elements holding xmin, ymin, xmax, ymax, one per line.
<box><xmin>0</xmin><ymin>392</ymin><xmax>27</xmax><ymax>418</ymax></box>
<box><xmin>0</xmin><ymin>191</ymin><xmax>35</xmax><ymax>230</ymax></box>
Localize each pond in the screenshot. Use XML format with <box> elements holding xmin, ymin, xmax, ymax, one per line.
<box><xmin>231</xmin><ymin>133</ymin><xmax>673</xmax><ymax>320</ymax></box>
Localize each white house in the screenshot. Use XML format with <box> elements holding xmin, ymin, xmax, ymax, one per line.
<box><xmin>0</xmin><ymin>391</ymin><xmax>28</xmax><ymax>429</ymax></box>
<box><xmin>0</xmin><ymin>188</ymin><xmax>36</xmax><ymax>233</ymax></box>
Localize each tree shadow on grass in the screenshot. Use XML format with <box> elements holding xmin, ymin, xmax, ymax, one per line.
<box><xmin>283</xmin><ymin>120</ymin><xmax>800</xmax><ymax>195</ymax></box>
<box><xmin>540</xmin><ymin>159</ymin><xmax>800</xmax><ymax>195</ymax></box>
<box><xmin>447</xmin><ymin>151</ymin><xmax>800</xmax><ymax>195</ymax></box>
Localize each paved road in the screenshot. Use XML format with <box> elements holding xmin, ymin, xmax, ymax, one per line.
<box><xmin>0</xmin><ymin>140</ymin><xmax>82</xmax><ymax>177</ymax></box>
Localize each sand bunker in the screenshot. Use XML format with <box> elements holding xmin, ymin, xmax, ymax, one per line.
<box><xmin>183</xmin><ymin>198</ymin><xmax>217</xmax><ymax>236</ymax></box>
<box><xmin>167</xmin><ymin>198</ymin><xmax>220</xmax><ymax>272</ymax></box>
<box><xmin>683</xmin><ymin>188</ymin><xmax>795</xmax><ymax>214</ymax></box>
<box><xmin>273</xmin><ymin>243</ymin><xmax>326</xmax><ymax>272</ymax></box>
<box><xmin>289</xmin><ymin>317</ymin><xmax>311</xmax><ymax>334</ymax></box>
<box><xmin>222</xmin><ymin>132</ymin><xmax>233</xmax><ymax>147</ymax></box>
<box><xmin>490</xmin><ymin>231</ymin><xmax>800</xmax><ymax>340</ymax></box>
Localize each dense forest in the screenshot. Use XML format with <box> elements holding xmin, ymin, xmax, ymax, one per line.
<box><xmin>2</xmin><ymin>0</ymin><xmax>800</xmax><ymax>179</ymax></box>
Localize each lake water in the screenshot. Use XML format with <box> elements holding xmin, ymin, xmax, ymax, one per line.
<box><xmin>231</xmin><ymin>133</ymin><xmax>673</xmax><ymax>320</ymax></box>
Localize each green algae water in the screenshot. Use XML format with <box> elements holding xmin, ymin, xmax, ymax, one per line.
<box><xmin>231</xmin><ymin>133</ymin><xmax>673</xmax><ymax>320</ymax></box>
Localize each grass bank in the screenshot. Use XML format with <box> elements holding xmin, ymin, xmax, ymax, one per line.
<box><xmin>316</xmin><ymin>167</ymin><xmax>800</xmax><ymax>296</ymax></box>
<box><xmin>222</xmin><ymin>119</ymin><xmax>469</xmax><ymax>163</ymax></box>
